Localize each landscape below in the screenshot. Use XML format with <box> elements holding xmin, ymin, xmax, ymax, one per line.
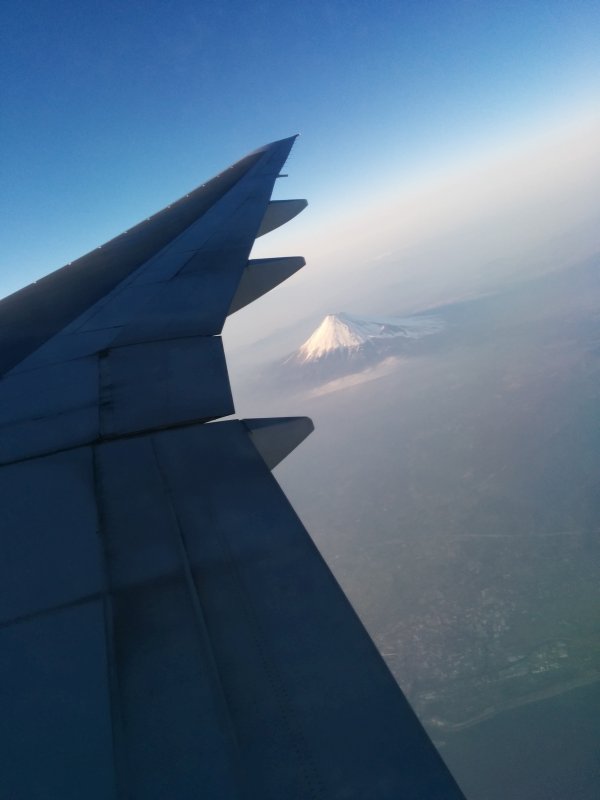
<box><xmin>232</xmin><ymin>256</ymin><xmax>600</xmax><ymax>800</ymax></box>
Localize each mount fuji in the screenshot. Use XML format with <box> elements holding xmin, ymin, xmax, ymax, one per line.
<box><xmin>281</xmin><ymin>312</ymin><xmax>444</xmax><ymax>383</ymax></box>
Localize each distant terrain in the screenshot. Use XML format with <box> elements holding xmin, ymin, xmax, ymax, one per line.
<box><xmin>232</xmin><ymin>257</ymin><xmax>600</xmax><ymax>799</ymax></box>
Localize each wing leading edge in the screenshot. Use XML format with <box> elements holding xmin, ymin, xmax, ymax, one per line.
<box><xmin>0</xmin><ymin>137</ymin><xmax>466</xmax><ymax>799</ymax></box>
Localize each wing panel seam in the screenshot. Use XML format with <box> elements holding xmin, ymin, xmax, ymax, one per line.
<box><xmin>148</xmin><ymin>434</ymin><xmax>246</xmax><ymax>798</ymax></box>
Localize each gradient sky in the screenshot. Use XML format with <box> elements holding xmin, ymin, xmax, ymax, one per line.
<box><xmin>1</xmin><ymin>0</ymin><xmax>599</xmax><ymax>304</ymax></box>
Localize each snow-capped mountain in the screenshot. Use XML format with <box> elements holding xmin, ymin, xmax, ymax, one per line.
<box><xmin>291</xmin><ymin>312</ymin><xmax>444</xmax><ymax>366</ymax></box>
<box><xmin>254</xmin><ymin>311</ymin><xmax>445</xmax><ymax>394</ymax></box>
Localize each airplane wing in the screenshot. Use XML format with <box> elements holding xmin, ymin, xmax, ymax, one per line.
<box><xmin>0</xmin><ymin>136</ymin><xmax>466</xmax><ymax>799</ymax></box>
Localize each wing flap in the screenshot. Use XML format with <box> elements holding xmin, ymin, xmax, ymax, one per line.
<box><xmin>99</xmin><ymin>336</ymin><xmax>233</xmax><ymax>438</ymax></box>
<box><xmin>0</xmin><ymin>336</ymin><xmax>233</xmax><ymax>462</ymax></box>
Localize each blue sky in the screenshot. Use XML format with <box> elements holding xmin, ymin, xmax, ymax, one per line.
<box><xmin>1</xmin><ymin>0</ymin><xmax>599</xmax><ymax>296</ymax></box>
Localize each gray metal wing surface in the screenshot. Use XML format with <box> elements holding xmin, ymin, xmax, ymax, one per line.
<box><xmin>0</xmin><ymin>137</ymin><xmax>466</xmax><ymax>799</ymax></box>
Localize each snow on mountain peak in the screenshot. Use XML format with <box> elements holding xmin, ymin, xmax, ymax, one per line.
<box><xmin>297</xmin><ymin>312</ymin><xmax>441</xmax><ymax>363</ymax></box>
<box><xmin>298</xmin><ymin>314</ymin><xmax>372</xmax><ymax>361</ymax></box>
